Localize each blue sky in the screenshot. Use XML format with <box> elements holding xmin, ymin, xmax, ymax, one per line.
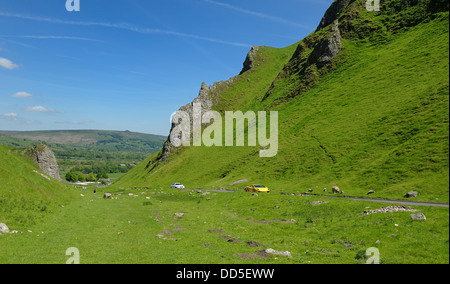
<box><xmin>0</xmin><ymin>0</ymin><xmax>333</xmax><ymax>135</ymax></box>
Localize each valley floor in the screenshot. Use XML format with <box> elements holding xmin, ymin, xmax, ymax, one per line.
<box><xmin>1</xmin><ymin>187</ymin><xmax>448</xmax><ymax>264</ymax></box>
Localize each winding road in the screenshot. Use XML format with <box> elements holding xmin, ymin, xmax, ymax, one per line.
<box><xmin>196</xmin><ymin>189</ymin><xmax>449</xmax><ymax>208</ymax></box>
<box><xmin>305</xmin><ymin>194</ymin><xmax>449</xmax><ymax>208</ymax></box>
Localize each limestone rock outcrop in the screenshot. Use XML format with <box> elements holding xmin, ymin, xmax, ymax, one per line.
<box><xmin>240</xmin><ymin>46</ymin><xmax>260</xmax><ymax>75</ymax></box>
<box><xmin>25</xmin><ymin>144</ymin><xmax>61</xmax><ymax>181</ymax></box>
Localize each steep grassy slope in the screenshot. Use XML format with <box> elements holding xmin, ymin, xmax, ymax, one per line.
<box><xmin>0</xmin><ymin>145</ymin><xmax>77</xmax><ymax>228</ymax></box>
<box><xmin>116</xmin><ymin>0</ymin><xmax>449</xmax><ymax>203</ymax></box>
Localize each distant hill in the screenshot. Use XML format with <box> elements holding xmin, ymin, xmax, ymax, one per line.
<box><xmin>0</xmin><ymin>130</ymin><xmax>167</xmax><ymax>175</ymax></box>
<box><xmin>0</xmin><ymin>130</ymin><xmax>166</xmax><ymax>147</ymax></box>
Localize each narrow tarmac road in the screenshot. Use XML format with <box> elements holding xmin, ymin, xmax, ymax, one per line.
<box><xmin>299</xmin><ymin>193</ymin><xmax>449</xmax><ymax>208</ymax></box>
<box><xmin>194</xmin><ymin>189</ymin><xmax>449</xmax><ymax>208</ymax></box>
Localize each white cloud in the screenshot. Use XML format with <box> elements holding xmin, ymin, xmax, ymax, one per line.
<box><xmin>0</xmin><ymin>57</ymin><xmax>19</xmax><ymax>69</ymax></box>
<box><xmin>1</xmin><ymin>113</ymin><xmax>19</xmax><ymax>121</ymax></box>
<box><xmin>0</xmin><ymin>113</ymin><xmax>42</xmax><ymax>125</ymax></box>
<box><xmin>23</xmin><ymin>106</ymin><xmax>56</xmax><ymax>113</ymax></box>
<box><xmin>10</xmin><ymin>91</ymin><xmax>33</xmax><ymax>99</ymax></box>
<box><xmin>3</xmin><ymin>113</ymin><xmax>18</xmax><ymax>117</ymax></box>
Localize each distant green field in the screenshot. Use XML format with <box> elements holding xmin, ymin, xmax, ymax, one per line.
<box><xmin>0</xmin><ymin>130</ymin><xmax>166</xmax><ymax>176</ymax></box>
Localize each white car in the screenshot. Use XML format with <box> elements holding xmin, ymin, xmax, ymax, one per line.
<box><xmin>171</xmin><ymin>183</ymin><xmax>185</xmax><ymax>189</ymax></box>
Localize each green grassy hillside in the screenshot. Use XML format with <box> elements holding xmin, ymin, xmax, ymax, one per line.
<box><xmin>116</xmin><ymin>0</ymin><xmax>449</xmax><ymax>203</ymax></box>
<box><xmin>0</xmin><ymin>145</ymin><xmax>77</xmax><ymax>228</ymax></box>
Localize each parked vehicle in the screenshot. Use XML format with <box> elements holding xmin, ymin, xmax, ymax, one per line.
<box><xmin>244</xmin><ymin>185</ymin><xmax>270</xmax><ymax>193</ymax></box>
<box><xmin>171</xmin><ymin>183</ymin><xmax>185</xmax><ymax>189</ymax></box>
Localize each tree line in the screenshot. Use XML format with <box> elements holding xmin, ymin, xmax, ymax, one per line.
<box><xmin>65</xmin><ymin>171</ymin><xmax>109</xmax><ymax>184</ymax></box>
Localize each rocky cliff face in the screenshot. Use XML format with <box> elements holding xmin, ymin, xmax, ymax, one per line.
<box><xmin>316</xmin><ymin>0</ymin><xmax>353</xmax><ymax>31</ymax></box>
<box><xmin>263</xmin><ymin>17</ymin><xmax>344</xmax><ymax>102</ymax></box>
<box><xmin>240</xmin><ymin>46</ymin><xmax>261</xmax><ymax>75</ymax></box>
<box><xmin>25</xmin><ymin>144</ymin><xmax>61</xmax><ymax>181</ymax></box>
<box><xmin>146</xmin><ymin>77</ymin><xmax>237</xmax><ymax>169</ymax></box>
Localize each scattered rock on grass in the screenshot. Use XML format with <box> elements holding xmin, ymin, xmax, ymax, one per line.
<box><xmin>364</xmin><ymin>206</ymin><xmax>418</xmax><ymax>215</ymax></box>
<box><xmin>406</xmin><ymin>191</ymin><xmax>419</xmax><ymax>198</ymax></box>
<box><xmin>311</xmin><ymin>201</ymin><xmax>328</xmax><ymax>206</ymax></box>
<box><xmin>0</xmin><ymin>223</ymin><xmax>9</xmax><ymax>234</ymax></box>
<box><xmin>410</xmin><ymin>213</ymin><xmax>427</xmax><ymax>220</ymax></box>
<box><xmin>265</xmin><ymin>248</ymin><xmax>292</xmax><ymax>259</ymax></box>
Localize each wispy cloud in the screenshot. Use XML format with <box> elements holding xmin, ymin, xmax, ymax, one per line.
<box><xmin>0</xmin><ymin>37</ymin><xmax>37</xmax><ymax>49</ymax></box>
<box><xmin>0</xmin><ymin>113</ymin><xmax>41</xmax><ymax>125</ymax></box>
<box><xmin>10</xmin><ymin>91</ymin><xmax>34</xmax><ymax>99</ymax></box>
<box><xmin>23</xmin><ymin>106</ymin><xmax>57</xmax><ymax>113</ymax></box>
<box><xmin>0</xmin><ymin>57</ymin><xmax>19</xmax><ymax>69</ymax></box>
<box><xmin>1</xmin><ymin>35</ymin><xmax>103</xmax><ymax>43</ymax></box>
<box><xmin>0</xmin><ymin>11</ymin><xmax>251</xmax><ymax>48</ymax></box>
<box><xmin>3</xmin><ymin>113</ymin><xmax>18</xmax><ymax>117</ymax></box>
<box><xmin>1</xmin><ymin>113</ymin><xmax>20</xmax><ymax>122</ymax></box>
<box><xmin>2</xmin><ymin>113</ymin><xmax>18</xmax><ymax>119</ymax></box>
<box><xmin>203</xmin><ymin>0</ymin><xmax>311</xmax><ymax>29</ymax></box>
